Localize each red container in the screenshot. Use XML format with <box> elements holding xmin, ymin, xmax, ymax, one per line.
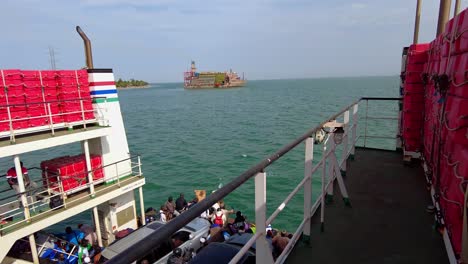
<box><xmin>441</xmin><ymin>18</ymin><xmax>456</xmax><ymax>57</ymax></box>
<box><xmin>404</xmin><ymin>71</ymin><xmax>424</xmax><ymax>84</ymax></box>
<box><xmin>450</xmin><ymin>53</ymin><xmax>468</xmax><ymax>97</ymax></box>
<box><xmin>409</xmin><ymin>43</ymin><xmax>430</xmax><ymax>53</ymax></box>
<box><xmin>405</xmin><ymin>83</ymin><xmax>425</xmax><ymax>93</ymax></box>
<box><xmin>406</xmin><ymin>63</ymin><xmax>426</xmax><ymax>72</ymax></box>
<box><xmin>403</xmin><ymin>137</ymin><xmax>422</xmax><ymax>152</ymax></box>
<box><xmin>452</xmin><ymin>9</ymin><xmax>468</xmax><ymax>55</ymax></box>
<box><xmin>41</xmin><ymin>154</ymin><xmax>104</xmax><ymax>193</ymax></box>
<box><xmin>407</xmin><ymin>54</ymin><xmax>428</xmax><ymax>64</ymax></box>
<box><xmin>403</xmin><ymin>97</ymin><xmax>425</xmax><ymax>112</ymax></box>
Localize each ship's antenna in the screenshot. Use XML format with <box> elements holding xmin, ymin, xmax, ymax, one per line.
<box><xmin>412</xmin><ymin>0</ymin><xmax>422</xmax><ymax>44</ymax></box>
<box><xmin>48</xmin><ymin>46</ymin><xmax>57</xmax><ymax>70</ymax></box>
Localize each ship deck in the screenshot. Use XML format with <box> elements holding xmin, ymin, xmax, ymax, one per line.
<box><xmin>287</xmin><ymin>147</ymin><xmax>448</xmax><ymax>264</ymax></box>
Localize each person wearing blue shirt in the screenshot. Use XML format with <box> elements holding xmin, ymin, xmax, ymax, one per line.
<box><xmin>57</xmin><ymin>226</ymin><xmax>84</xmax><ymax>251</ymax></box>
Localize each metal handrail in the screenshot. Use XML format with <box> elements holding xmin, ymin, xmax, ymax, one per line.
<box><xmin>0</xmin><ymin>155</ymin><xmax>143</xmax><ymax>233</ymax></box>
<box><xmin>0</xmin><ymin>95</ymin><xmax>110</xmax><ymax>143</ymax></box>
<box><xmin>358</xmin><ymin>97</ymin><xmax>401</xmax><ymax>148</ymax></box>
<box><xmin>106</xmin><ymin>97</ymin><xmax>401</xmax><ymax>264</ymax></box>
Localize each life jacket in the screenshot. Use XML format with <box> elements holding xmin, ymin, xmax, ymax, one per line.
<box><xmin>214</xmin><ymin>213</ymin><xmax>224</xmax><ymax>225</ymax></box>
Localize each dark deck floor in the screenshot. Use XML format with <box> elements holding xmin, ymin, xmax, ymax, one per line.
<box><xmin>287</xmin><ymin>147</ymin><xmax>448</xmax><ymax>264</ymax></box>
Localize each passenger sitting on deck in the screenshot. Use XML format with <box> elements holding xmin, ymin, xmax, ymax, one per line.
<box><xmin>78</xmin><ymin>224</ymin><xmax>98</xmax><ymax>245</ymax></box>
<box><xmin>234</xmin><ymin>211</ymin><xmax>245</xmax><ymax>224</ymax></box>
<box><xmin>145</xmin><ymin>207</ymin><xmax>157</xmax><ymax>223</ymax></box>
<box><xmin>212</xmin><ymin>208</ymin><xmax>226</xmax><ymax>227</ymax></box>
<box><xmin>160</xmin><ymin>206</ymin><xmax>167</xmax><ymax>223</ymax></box>
<box><xmin>165</xmin><ymin>196</ymin><xmax>180</xmax><ymax>217</ymax></box>
<box><xmin>58</xmin><ymin>226</ymin><xmax>85</xmax><ymax>249</ymax></box>
<box><xmin>237</xmin><ymin>224</ymin><xmax>246</xmax><ymax>234</ymax></box>
<box><xmin>272</xmin><ymin>231</ymin><xmax>290</xmax><ymax>259</ymax></box>
<box><xmin>6</xmin><ymin>162</ymin><xmax>38</xmax><ymax>194</ymax></box>
<box><xmin>167</xmin><ymin>248</ymin><xmax>184</xmax><ymax>264</ymax></box>
<box><xmin>154</xmin><ymin>232</ymin><xmax>186</xmax><ymax>261</ymax></box>
<box><xmin>219</xmin><ymin>201</ymin><xmax>234</xmax><ymax>216</ymax></box>
<box><xmin>78</xmin><ymin>239</ymin><xmax>92</xmax><ymax>264</ymax></box>
<box><xmin>175</xmin><ymin>193</ymin><xmax>188</xmax><ymax>212</ymax></box>
<box><xmin>188</xmin><ymin>197</ymin><xmax>198</xmax><ymax>209</ymax></box>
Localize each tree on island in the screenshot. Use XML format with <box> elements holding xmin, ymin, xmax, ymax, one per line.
<box><xmin>115</xmin><ymin>78</ymin><xmax>149</xmax><ymax>88</ymax></box>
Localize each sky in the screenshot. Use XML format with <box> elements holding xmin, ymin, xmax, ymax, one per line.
<box><xmin>0</xmin><ymin>0</ymin><xmax>467</xmax><ymax>82</ymax></box>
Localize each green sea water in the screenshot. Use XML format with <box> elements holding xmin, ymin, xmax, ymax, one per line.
<box><xmin>0</xmin><ymin>76</ymin><xmax>400</xmax><ymax>233</ymax></box>
<box><xmin>122</xmin><ymin>76</ymin><xmax>399</xmax><ymax>231</ymax></box>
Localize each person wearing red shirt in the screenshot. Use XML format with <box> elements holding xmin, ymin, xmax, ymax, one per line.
<box><xmin>6</xmin><ymin>162</ymin><xmax>37</xmax><ymax>194</ymax></box>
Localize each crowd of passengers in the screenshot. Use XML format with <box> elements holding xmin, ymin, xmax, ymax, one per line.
<box><xmin>141</xmin><ymin>193</ymin><xmax>292</xmax><ymax>263</ymax></box>
<box><xmin>9</xmin><ymin>223</ymin><xmax>101</xmax><ymax>264</ymax></box>
<box><xmin>8</xmin><ymin>192</ymin><xmax>290</xmax><ymax>264</ymax></box>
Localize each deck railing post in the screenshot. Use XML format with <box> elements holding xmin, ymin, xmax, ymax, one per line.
<box><xmin>47</xmin><ymin>103</ymin><xmax>55</xmax><ymax>136</ymax></box>
<box><xmin>303</xmin><ymin>137</ymin><xmax>314</xmax><ymax>241</ymax></box>
<box><xmin>45</xmin><ymin>167</ymin><xmax>51</xmax><ymax>195</ymax></box>
<box><xmin>138</xmin><ymin>156</ymin><xmax>143</xmax><ymax>177</ymax></box>
<box><xmin>341</xmin><ymin>110</ymin><xmax>350</xmax><ymax>174</ymax></box>
<box><xmin>116</xmin><ymin>163</ymin><xmax>120</xmax><ymax>187</ymax></box>
<box><xmin>29</xmin><ymin>234</ymin><xmax>40</xmax><ymax>264</ymax></box>
<box><xmin>254</xmin><ymin>171</ymin><xmax>274</xmax><ymax>263</ymax></box>
<box><xmin>83</xmin><ymin>140</ymin><xmax>95</xmax><ymax>196</ymax></box>
<box><xmin>321</xmin><ymin>143</ymin><xmax>326</xmax><ymax>232</ymax></box>
<box><xmin>327</xmin><ymin>137</ymin><xmax>334</xmax><ymax>200</ymax></box>
<box><xmin>93</xmin><ymin>207</ymin><xmax>103</xmax><ymax>247</ymax></box>
<box><xmin>58</xmin><ymin>173</ymin><xmax>67</xmax><ymax>208</ymax></box>
<box><xmin>14</xmin><ymin>155</ymin><xmax>30</xmax><ymax>222</ymax></box>
<box><xmin>350</xmin><ymin>104</ymin><xmax>359</xmax><ymax>158</ymax></box>
<box><xmin>139</xmin><ymin>187</ymin><xmax>146</xmax><ymax>226</ymax></box>
<box><xmin>364</xmin><ymin>100</ymin><xmax>369</xmax><ymax>147</ymax></box>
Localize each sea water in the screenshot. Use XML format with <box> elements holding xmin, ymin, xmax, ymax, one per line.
<box><xmin>0</xmin><ymin>76</ymin><xmax>399</xmax><ymax>233</ymax></box>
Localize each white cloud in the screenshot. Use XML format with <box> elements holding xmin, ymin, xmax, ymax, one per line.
<box><xmin>351</xmin><ymin>3</ymin><xmax>367</xmax><ymax>9</ymax></box>
<box><xmin>79</xmin><ymin>0</ymin><xmax>175</xmax><ymax>6</ymax></box>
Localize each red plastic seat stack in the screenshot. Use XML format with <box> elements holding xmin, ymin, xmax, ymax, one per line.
<box><xmin>422</xmin><ymin>36</ymin><xmax>443</xmax><ymax>172</ymax></box>
<box><xmin>0</xmin><ymin>69</ymin><xmax>95</xmax><ymax>133</ymax></box>
<box><xmin>418</xmin><ymin>8</ymin><xmax>468</xmax><ymax>257</ymax></box>
<box><xmin>41</xmin><ymin>154</ymin><xmax>104</xmax><ymax>194</ymax></box>
<box><xmin>436</xmin><ymin>9</ymin><xmax>468</xmax><ymax>256</ymax></box>
<box><xmin>22</xmin><ymin>70</ymin><xmax>48</xmax><ymax>128</ymax></box>
<box><xmin>402</xmin><ymin>43</ymin><xmax>430</xmax><ymax>153</ymax></box>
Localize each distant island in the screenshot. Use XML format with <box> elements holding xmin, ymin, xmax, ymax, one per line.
<box><xmin>115</xmin><ymin>78</ymin><xmax>149</xmax><ymax>89</ymax></box>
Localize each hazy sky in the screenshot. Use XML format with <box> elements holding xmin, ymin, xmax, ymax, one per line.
<box><xmin>1</xmin><ymin>0</ymin><xmax>467</xmax><ymax>82</ymax></box>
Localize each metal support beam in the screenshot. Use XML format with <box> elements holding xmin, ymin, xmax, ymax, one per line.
<box><xmin>342</xmin><ymin>110</ymin><xmax>350</xmax><ymax>173</ymax></box>
<box><xmin>327</xmin><ymin>138</ymin><xmax>334</xmax><ymax>198</ymax></box>
<box><xmin>139</xmin><ymin>187</ymin><xmax>146</xmax><ymax>226</ymax></box>
<box><xmin>413</xmin><ymin>0</ymin><xmax>422</xmax><ymax>44</ymax></box>
<box><xmin>321</xmin><ymin>143</ymin><xmax>326</xmax><ymax>231</ymax></box>
<box><xmin>331</xmin><ymin>152</ymin><xmax>351</xmax><ymax>207</ymax></box>
<box><xmin>437</xmin><ymin>0</ymin><xmax>452</xmax><ymax>36</ymax></box>
<box><xmin>303</xmin><ymin>137</ymin><xmax>313</xmax><ymax>239</ymax></box>
<box><xmin>254</xmin><ymin>172</ymin><xmax>274</xmax><ymax>263</ymax></box>
<box><xmin>83</xmin><ymin>140</ymin><xmax>95</xmax><ymax>196</ymax></box>
<box><xmin>350</xmin><ymin>104</ymin><xmax>358</xmax><ymax>157</ymax></box>
<box><xmin>93</xmin><ymin>207</ymin><xmax>103</xmax><ymax>247</ymax></box>
<box><xmin>14</xmin><ymin>155</ymin><xmax>30</xmax><ymax>221</ymax></box>
<box><xmin>364</xmin><ymin>100</ymin><xmax>369</xmax><ymax>147</ymax></box>
<box><xmin>29</xmin><ymin>234</ymin><xmax>40</xmax><ymax>264</ymax></box>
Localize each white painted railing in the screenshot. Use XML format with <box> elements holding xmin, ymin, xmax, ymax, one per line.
<box><xmin>0</xmin><ymin>155</ymin><xmax>144</xmax><ymax>235</ymax></box>
<box><xmin>229</xmin><ymin>103</ymin><xmax>359</xmax><ymax>264</ymax></box>
<box><xmin>0</xmin><ymin>97</ymin><xmax>108</xmax><ymax>143</ymax></box>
